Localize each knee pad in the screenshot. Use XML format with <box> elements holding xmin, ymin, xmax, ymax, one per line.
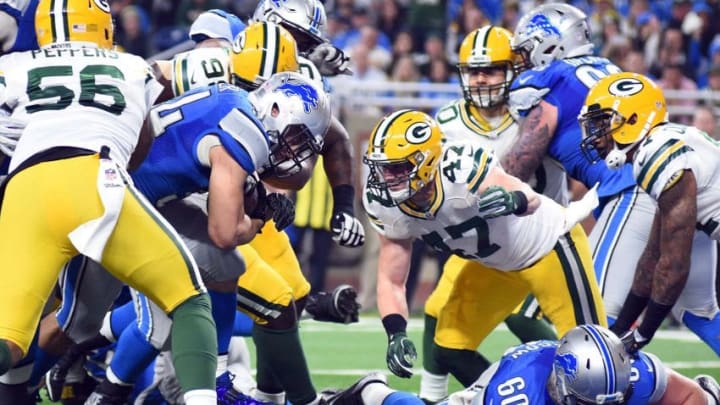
<box><xmin>262</xmin><ymin>301</ymin><xmax>298</xmax><ymax>331</ymax></box>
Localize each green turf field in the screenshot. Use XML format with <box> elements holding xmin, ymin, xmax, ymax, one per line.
<box><xmin>38</xmin><ymin>317</ymin><xmax>720</xmax><ymax>403</ymax></box>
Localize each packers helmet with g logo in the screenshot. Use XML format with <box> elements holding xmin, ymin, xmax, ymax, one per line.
<box><xmin>364</xmin><ymin>110</ymin><xmax>444</xmax><ymax>206</ymax></box>
<box><xmin>230</xmin><ymin>21</ymin><xmax>299</xmax><ymax>91</ymax></box>
<box><xmin>36</xmin><ymin>0</ymin><xmax>113</xmax><ymax>48</ymax></box>
<box><xmin>457</xmin><ymin>25</ymin><xmax>516</xmax><ymax>108</ymax></box>
<box><xmin>579</xmin><ymin>72</ymin><xmax>667</xmax><ymax>168</ymax></box>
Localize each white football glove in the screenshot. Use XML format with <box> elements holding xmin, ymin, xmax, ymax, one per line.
<box><xmin>307</xmin><ymin>42</ymin><xmax>353</xmax><ymax>76</ymax></box>
<box><xmin>0</xmin><ymin>115</ymin><xmax>25</xmax><ymax>157</ymax></box>
<box><xmin>330</xmin><ymin>211</ymin><xmax>365</xmax><ymax>247</ymax></box>
<box><xmin>563</xmin><ymin>183</ymin><xmax>599</xmax><ymax>233</ymax></box>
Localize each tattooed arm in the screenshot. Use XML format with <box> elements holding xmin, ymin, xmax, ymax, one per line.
<box><xmin>500</xmin><ymin>100</ymin><xmax>558</xmax><ymax>182</ymax></box>
<box><xmin>631</xmin><ymin>212</ymin><xmax>661</xmax><ymax>298</ymax></box>
<box><xmin>649</xmin><ymin>170</ymin><xmax>696</xmax><ymax>305</ymax></box>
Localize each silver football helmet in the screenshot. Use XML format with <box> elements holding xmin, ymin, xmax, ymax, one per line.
<box><xmin>249</xmin><ymin>71</ymin><xmax>331</xmax><ymax>177</ymax></box>
<box><xmin>512</xmin><ymin>3</ymin><xmax>594</xmax><ymax>70</ymax></box>
<box><xmin>252</xmin><ymin>0</ymin><xmax>327</xmax><ymax>53</ymax></box>
<box><xmin>550</xmin><ymin>325</ymin><xmax>633</xmax><ymax>405</ymax></box>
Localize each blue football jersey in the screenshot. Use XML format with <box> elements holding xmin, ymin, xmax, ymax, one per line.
<box><xmin>477</xmin><ymin>341</ymin><xmax>667</xmax><ymax>405</ymax></box>
<box><xmin>132</xmin><ymin>83</ymin><xmax>268</xmax><ymax>206</ymax></box>
<box><xmin>508</xmin><ymin>56</ymin><xmax>635</xmax><ymax>199</ymax></box>
<box><xmin>0</xmin><ymin>0</ymin><xmax>39</xmax><ymax>53</ymax></box>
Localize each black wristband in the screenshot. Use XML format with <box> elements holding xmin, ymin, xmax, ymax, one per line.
<box><xmin>382</xmin><ymin>314</ymin><xmax>407</xmax><ymax>337</ymax></box>
<box><xmin>332</xmin><ymin>184</ymin><xmax>355</xmax><ymax>214</ymax></box>
<box><xmin>611</xmin><ymin>292</ymin><xmax>650</xmax><ymax>334</ymax></box>
<box><xmin>511</xmin><ymin>191</ymin><xmax>529</xmax><ymax>215</ymax></box>
<box><xmin>637</xmin><ymin>299</ymin><xmax>674</xmax><ymax>341</ymax></box>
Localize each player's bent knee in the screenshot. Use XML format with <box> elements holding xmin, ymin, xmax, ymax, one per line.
<box><xmin>262</xmin><ymin>301</ymin><xmax>298</xmax><ymax>330</ymax></box>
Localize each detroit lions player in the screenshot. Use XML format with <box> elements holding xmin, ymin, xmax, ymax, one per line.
<box><xmin>580</xmin><ymin>72</ymin><xmax>720</xmax><ymax>355</ymax></box>
<box><xmin>503</xmin><ymin>2</ymin><xmax>720</xmax><ymax>356</ymax></box>
<box><xmin>363</xmin><ymin>110</ymin><xmax>606</xmax><ymax>381</ymax></box>
<box><xmin>332</xmin><ymin>325</ymin><xmax>720</xmax><ymax>405</ymax></box>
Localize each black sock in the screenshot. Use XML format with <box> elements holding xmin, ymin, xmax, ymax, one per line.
<box><xmin>252</xmin><ymin>324</ymin><xmax>316</xmax><ymax>405</ymax></box>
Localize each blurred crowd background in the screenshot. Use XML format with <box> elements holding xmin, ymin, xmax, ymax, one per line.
<box><xmin>111</xmin><ymin>0</ymin><xmax>720</xmax><ymax>311</ymax></box>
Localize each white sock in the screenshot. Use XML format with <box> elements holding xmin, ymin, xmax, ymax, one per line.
<box><xmin>419</xmin><ymin>369</ymin><xmax>449</xmax><ymax>402</ymax></box>
<box><xmin>183</xmin><ymin>389</ymin><xmax>217</xmax><ymax>405</ymax></box>
<box><xmin>216</xmin><ymin>354</ymin><xmax>228</xmax><ymax>377</ymax></box>
<box><xmin>361</xmin><ymin>382</ymin><xmax>395</xmax><ymax>405</ymax></box>
<box><xmin>253</xmin><ymin>388</ymin><xmax>286</xmax><ymax>404</ymax></box>
<box><xmin>105</xmin><ymin>367</ymin><xmax>131</xmax><ymax>386</ymax></box>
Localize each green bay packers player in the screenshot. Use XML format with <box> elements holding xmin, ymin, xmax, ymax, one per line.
<box><xmin>0</xmin><ymin>0</ymin><xmax>219</xmax><ymax>403</ymax></box>
<box><xmin>579</xmin><ymin>72</ymin><xmax>720</xmax><ymax>355</ymax></box>
<box><xmin>363</xmin><ymin>110</ymin><xmax>606</xmax><ymax>385</ymax></box>
<box><xmin>419</xmin><ymin>25</ymin><xmax>569</xmax><ymax>401</ymax></box>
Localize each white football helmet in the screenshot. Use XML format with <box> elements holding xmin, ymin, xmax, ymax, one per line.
<box><xmin>512</xmin><ymin>3</ymin><xmax>594</xmax><ymax>70</ymax></box>
<box><xmin>549</xmin><ymin>325</ymin><xmax>633</xmax><ymax>405</ymax></box>
<box><xmin>252</xmin><ymin>0</ymin><xmax>327</xmax><ymax>53</ymax></box>
<box><xmin>249</xmin><ymin>71</ymin><xmax>331</xmax><ymax>177</ymax></box>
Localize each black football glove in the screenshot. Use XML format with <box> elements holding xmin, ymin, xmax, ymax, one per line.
<box><xmin>305</xmin><ymin>284</ymin><xmax>360</xmax><ymax>324</ymax></box>
<box><xmin>266</xmin><ymin>193</ymin><xmax>295</xmax><ymax>231</ymax></box>
<box><xmin>618</xmin><ymin>329</ymin><xmax>649</xmax><ymax>356</ymax></box>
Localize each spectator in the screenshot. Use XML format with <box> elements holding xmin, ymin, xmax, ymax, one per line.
<box><xmin>658</xmin><ymin>62</ymin><xmax>698</xmax><ymax>123</ymax></box>
<box><xmin>651</xmin><ymin>27</ymin><xmax>694</xmax><ymax>80</ymax></box>
<box><xmin>693</xmin><ymin>105</ymin><xmax>718</xmax><ymax>138</ymax></box>
<box><xmin>418</xmin><ymin>33</ymin><xmax>450</xmax><ymax>77</ymax></box>
<box><xmin>116</xmin><ymin>5</ymin><xmax>150</xmax><ymax>58</ymax></box>
<box><xmin>389</xmin><ymin>54</ymin><xmax>421</xmax><ymax>99</ymax></box>
<box><xmin>419</xmin><ymin>58</ymin><xmax>459</xmax><ymax>116</ymax></box>
<box><xmin>375</xmin><ymin>0</ymin><xmax>406</xmax><ymax>41</ymax></box>
<box><xmin>633</xmin><ymin>11</ymin><xmax>661</xmax><ymax>68</ymax></box>
<box><xmin>406</xmin><ymin>0</ymin><xmax>445</xmax><ymax>53</ymax></box>
<box><xmin>619</xmin><ymin>49</ymin><xmax>651</xmax><ymax>77</ymax></box>
<box><xmin>387</xmin><ymin>30</ymin><xmax>416</xmax><ymax>75</ymax></box>
<box><xmin>357</xmin><ymin>26</ymin><xmax>392</xmax><ymax>71</ymax></box>
<box><xmin>175</xmin><ymin>0</ymin><xmax>220</xmax><ymax>27</ymax></box>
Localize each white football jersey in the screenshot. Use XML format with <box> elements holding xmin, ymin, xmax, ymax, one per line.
<box><xmin>0</xmin><ymin>43</ymin><xmax>162</xmax><ymax>171</ymax></box>
<box><xmin>436</xmin><ymin>99</ymin><xmax>569</xmax><ymax>206</ymax></box>
<box><xmin>633</xmin><ymin>123</ymin><xmax>720</xmax><ymax>240</ymax></box>
<box><xmin>170</xmin><ymin>47</ymin><xmax>231</xmax><ymax>96</ymax></box>
<box><xmin>363</xmin><ymin>141</ymin><xmax>569</xmax><ymax>270</ymax></box>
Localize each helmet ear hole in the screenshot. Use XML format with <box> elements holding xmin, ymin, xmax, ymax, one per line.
<box><xmin>271</xmin><ymin>102</ymin><xmax>280</xmax><ymax>117</ymax></box>
<box><xmin>627</xmin><ymin>113</ymin><xmax>638</xmax><ymax>125</ymax></box>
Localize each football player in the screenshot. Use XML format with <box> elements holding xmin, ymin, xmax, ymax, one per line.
<box><xmin>325</xmin><ymin>325</ymin><xmax>720</xmax><ymax>405</ymax></box>
<box><xmin>363</xmin><ymin>110</ymin><xmax>606</xmax><ymax>382</ymax></box>
<box><xmin>0</xmin><ymin>0</ymin><xmax>38</xmax><ymax>55</ymax></box>
<box><xmin>0</xmin><ymin>0</ymin><xmax>220</xmax><ymax>403</ymax></box>
<box><xmin>503</xmin><ymin>2</ymin><xmax>720</xmax><ymax>355</ymax></box>
<box><xmin>580</xmin><ymin>72</ymin><xmax>720</xmax><ymax>354</ymax></box>
<box><xmin>419</xmin><ymin>25</ymin><xmax>566</xmax><ymax>401</ymax></box>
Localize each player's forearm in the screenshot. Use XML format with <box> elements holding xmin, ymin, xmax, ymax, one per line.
<box><xmin>500</xmin><ymin>103</ymin><xmax>555</xmax><ymax>181</ymax></box>
<box><xmin>322</xmin><ymin>116</ymin><xmax>354</xmax><ymax>189</ymax></box>
<box><xmin>377</xmin><ymin>271</ymin><xmax>409</xmax><ymax>319</ymax></box>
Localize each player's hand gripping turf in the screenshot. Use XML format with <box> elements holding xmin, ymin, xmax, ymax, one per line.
<box><xmin>386</xmin><ymin>332</ymin><xmax>417</xmax><ymax>378</ymax></box>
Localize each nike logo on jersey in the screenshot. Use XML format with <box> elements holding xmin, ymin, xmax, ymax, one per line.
<box><xmin>517</xmin><ymin>75</ymin><xmax>532</xmax><ymax>85</ymax></box>
<box><xmin>190</xmin><ymin>71</ymin><xmax>197</xmax><ymax>85</ymax></box>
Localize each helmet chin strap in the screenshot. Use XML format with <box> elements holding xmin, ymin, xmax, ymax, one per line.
<box><xmin>605</xmin><ymin>139</ymin><xmax>643</xmax><ymax>169</ymax></box>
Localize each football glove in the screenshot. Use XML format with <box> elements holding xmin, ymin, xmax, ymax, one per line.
<box><xmin>476</xmin><ymin>186</ymin><xmax>528</xmax><ymax>219</ymax></box>
<box><xmin>307</xmin><ymin>42</ymin><xmax>353</xmax><ymax>76</ymax></box>
<box><xmin>330</xmin><ymin>211</ymin><xmax>365</xmax><ymax>247</ymax></box>
<box><xmin>305</xmin><ymin>284</ymin><xmax>360</xmax><ymax>324</ymax></box>
<box><xmin>618</xmin><ymin>329</ymin><xmax>648</xmax><ymax>356</ymax></box>
<box><xmin>265</xmin><ymin>193</ymin><xmax>295</xmax><ymax>231</ymax></box>
<box><xmin>695</xmin><ymin>374</ymin><xmax>720</xmax><ymax>404</ymax></box>
<box><xmin>386</xmin><ymin>332</ymin><xmax>417</xmax><ymax>378</ymax></box>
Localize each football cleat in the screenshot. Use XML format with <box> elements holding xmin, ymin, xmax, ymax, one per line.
<box><xmin>46</xmin><ymin>345</ymin><xmax>86</xmax><ymax>401</ymax></box>
<box><xmin>319</xmin><ymin>372</ymin><xmax>387</xmax><ymax>405</ymax></box>
<box><xmin>217</xmin><ymin>371</ymin><xmax>271</xmax><ymax>405</ymax></box>
<box><xmin>306</xmin><ymin>285</ymin><xmax>361</xmax><ymax>324</ymax></box>
<box><xmin>59</xmin><ymin>375</ymin><xmax>98</xmax><ymax>405</ymax></box>
<box><xmin>84</xmin><ymin>380</ymin><xmax>132</xmax><ymax>405</ymax></box>
<box><xmin>696</xmin><ymin>374</ymin><xmax>720</xmax><ymax>404</ymax></box>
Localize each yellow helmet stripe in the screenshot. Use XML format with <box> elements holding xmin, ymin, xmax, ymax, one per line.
<box><xmin>371</xmin><ymin>109</ymin><xmax>408</xmax><ymax>154</ymax></box>
<box><xmin>50</xmin><ymin>0</ymin><xmax>69</xmax><ymax>43</ymax></box>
